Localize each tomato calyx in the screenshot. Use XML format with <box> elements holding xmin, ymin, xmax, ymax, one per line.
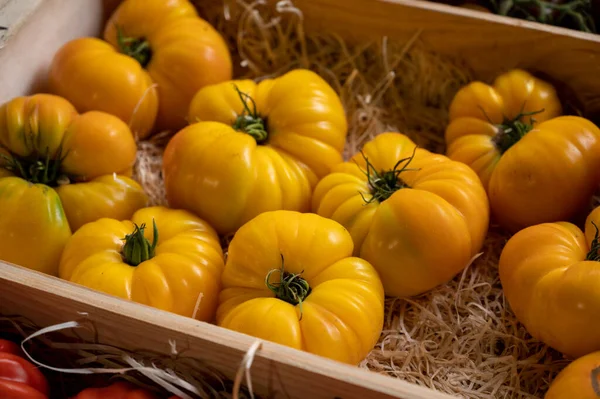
<box><xmin>492</xmin><ymin>108</ymin><xmax>544</xmax><ymax>154</ymax></box>
<box><xmin>0</xmin><ymin>145</ymin><xmax>70</xmax><ymax>186</ymax></box>
<box><xmin>266</xmin><ymin>254</ymin><xmax>311</xmax><ymax>320</ymax></box>
<box><xmin>586</xmin><ymin>221</ymin><xmax>600</xmax><ymax>261</ymax></box>
<box><xmin>592</xmin><ymin>365</ymin><xmax>600</xmax><ymax>396</ymax></box>
<box><xmin>232</xmin><ymin>85</ymin><xmax>268</xmax><ymax>144</ymax></box>
<box><xmin>358</xmin><ymin>146</ymin><xmax>419</xmax><ymax>204</ymax></box>
<box><xmin>121</xmin><ymin>219</ymin><xmax>159</xmax><ymax>266</ymax></box>
<box><xmin>116</xmin><ymin>26</ymin><xmax>152</xmax><ymax>68</ymax></box>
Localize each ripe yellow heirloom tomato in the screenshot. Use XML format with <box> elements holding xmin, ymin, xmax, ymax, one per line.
<box><xmin>163</xmin><ymin>69</ymin><xmax>348</xmax><ymax>235</ymax></box>
<box><xmin>59</xmin><ymin>206</ymin><xmax>225</xmax><ymax>321</ymax></box>
<box><xmin>312</xmin><ymin>132</ymin><xmax>489</xmax><ymax>297</ymax></box>
<box><xmin>49</xmin><ymin>0</ymin><xmax>232</xmax><ymax>138</ymax></box>
<box><xmin>545</xmin><ymin>351</ymin><xmax>600</xmax><ymax>399</ymax></box>
<box><xmin>499</xmin><ymin>206</ymin><xmax>600</xmax><ymax>358</ymax></box>
<box><xmin>445</xmin><ymin>69</ymin><xmax>600</xmax><ymax>232</ymax></box>
<box><xmin>0</xmin><ymin>94</ymin><xmax>147</xmax><ymax>276</ymax></box>
<box><xmin>216</xmin><ymin>210</ymin><xmax>384</xmax><ymax>365</ymax></box>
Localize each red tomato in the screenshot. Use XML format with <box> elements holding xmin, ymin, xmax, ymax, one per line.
<box><xmin>0</xmin><ymin>340</ymin><xmax>22</xmax><ymax>356</ymax></box>
<box><xmin>0</xmin><ymin>379</ymin><xmax>48</xmax><ymax>399</ymax></box>
<box><xmin>0</xmin><ymin>352</ymin><xmax>48</xmax><ymax>398</ymax></box>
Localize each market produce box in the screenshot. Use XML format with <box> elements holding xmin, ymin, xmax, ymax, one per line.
<box><xmin>1</xmin><ymin>0</ymin><xmax>600</xmax><ymax>398</ymax></box>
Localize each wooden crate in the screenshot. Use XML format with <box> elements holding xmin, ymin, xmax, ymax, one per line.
<box><xmin>1</xmin><ymin>1</ymin><xmax>599</xmax><ymax>398</ymax></box>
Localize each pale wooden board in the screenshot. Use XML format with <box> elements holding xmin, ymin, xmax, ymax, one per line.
<box><xmin>289</xmin><ymin>0</ymin><xmax>600</xmax><ymax>118</ymax></box>
<box><xmin>0</xmin><ymin>0</ymin><xmax>105</xmax><ymax>104</ymax></box>
<box><xmin>0</xmin><ymin>262</ymin><xmax>457</xmax><ymax>399</ymax></box>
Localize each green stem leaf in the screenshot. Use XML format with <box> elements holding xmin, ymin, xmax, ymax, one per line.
<box><xmin>115</xmin><ymin>25</ymin><xmax>152</xmax><ymax>68</ymax></box>
<box><xmin>231</xmin><ymin>84</ymin><xmax>269</xmax><ymax>144</ymax></box>
<box><xmin>0</xmin><ymin>144</ymin><xmax>69</xmax><ymax>186</ymax></box>
<box><xmin>265</xmin><ymin>254</ymin><xmax>311</xmax><ymax>320</ymax></box>
<box><xmin>493</xmin><ymin>108</ymin><xmax>545</xmax><ymax>154</ymax></box>
<box><xmin>357</xmin><ymin>145</ymin><xmax>420</xmax><ymax>204</ymax></box>
<box><xmin>121</xmin><ymin>219</ymin><xmax>159</xmax><ymax>267</ymax></box>
<box><xmin>586</xmin><ymin>221</ymin><xmax>600</xmax><ymax>261</ymax></box>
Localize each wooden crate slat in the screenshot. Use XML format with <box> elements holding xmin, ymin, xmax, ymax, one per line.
<box><xmin>0</xmin><ymin>261</ymin><xmax>457</xmax><ymax>399</ymax></box>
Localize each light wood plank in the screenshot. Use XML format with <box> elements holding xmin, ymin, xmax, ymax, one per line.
<box><xmin>0</xmin><ymin>0</ymin><xmax>105</xmax><ymax>104</ymax></box>
<box><xmin>0</xmin><ymin>261</ymin><xmax>456</xmax><ymax>399</ymax></box>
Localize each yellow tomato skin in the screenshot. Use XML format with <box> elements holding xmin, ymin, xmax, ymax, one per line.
<box><xmin>50</xmin><ymin>0</ymin><xmax>232</xmax><ymax>138</ymax></box>
<box><xmin>490</xmin><ymin>116</ymin><xmax>600</xmax><ymax>232</ymax></box>
<box><xmin>498</xmin><ymin>207</ymin><xmax>600</xmax><ymax>358</ymax></box>
<box><xmin>48</xmin><ymin>38</ymin><xmax>158</xmax><ymax>140</ymax></box>
<box><xmin>0</xmin><ymin>94</ymin><xmax>147</xmax><ymax>275</ymax></box>
<box><xmin>103</xmin><ymin>0</ymin><xmax>198</xmax><ymax>35</ymax></box>
<box><xmin>545</xmin><ymin>351</ymin><xmax>600</xmax><ymax>399</ymax></box>
<box><xmin>0</xmin><ymin>177</ymin><xmax>71</xmax><ymax>275</ymax></box>
<box><xmin>59</xmin><ymin>206</ymin><xmax>225</xmax><ymax>321</ymax></box>
<box><xmin>216</xmin><ymin>210</ymin><xmax>384</xmax><ymax>365</ymax></box>
<box><xmin>446</xmin><ymin>69</ymin><xmax>562</xmax><ymax>191</ymax></box>
<box><xmin>445</xmin><ymin>70</ymin><xmax>600</xmax><ymax>232</ymax></box>
<box><xmin>56</xmin><ymin>175</ymin><xmax>148</xmax><ymax>231</ymax></box>
<box><xmin>61</xmin><ymin>111</ymin><xmax>138</xmax><ymax>180</ymax></box>
<box><xmin>312</xmin><ymin>132</ymin><xmax>489</xmax><ymax>297</ymax></box>
<box><xmin>165</xmin><ymin>69</ymin><xmax>348</xmax><ymax>235</ymax></box>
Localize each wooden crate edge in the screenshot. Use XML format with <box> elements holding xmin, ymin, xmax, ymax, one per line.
<box><xmin>0</xmin><ymin>261</ymin><xmax>457</xmax><ymax>399</ymax></box>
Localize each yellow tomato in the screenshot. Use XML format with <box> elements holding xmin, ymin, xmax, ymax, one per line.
<box><xmin>312</xmin><ymin>132</ymin><xmax>489</xmax><ymax>297</ymax></box>
<box><xmin>217</xmin><ymin>210</ymin><xmax>384</xmax><ymax>365</ymax></box>
<box><xmin>0</xmin><ymin>94</ymin><xmax>147</xmax><ymax>276</ymax></box>
<box><xmin>59</xmin><ymin>206</ymin><xmax>224</xmax><ymax>321</ymax></box>
<box><xmin>499</xmin><ymin>206</ymin><xmax>600</xmax><ymax>358</ymax></box>
<box><xmin>445</xmin><ymin>70</ymin><xmax>600</xmax><ymax>232</ymax></box>
<box><xmin>163</xmin><ymin>69</ymin><xmax>348</xmax><ymax>235</ymax></box>
<box><xmin>49</xmin><ymin>0</ymin><xmax>232</xmax><ymax>138</ymax></box>
<box><xmin>545</xmin><ymin>351</ymin><xmax>600</xmax><ymax>399</ymax></box>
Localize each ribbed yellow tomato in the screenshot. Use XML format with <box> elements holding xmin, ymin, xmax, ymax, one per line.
<box><xmin>163</xmin><ymin>69</ymin><xmax>348</xmax><ymax>235</ymax></box>
<box><xmin>0</xmin><ymin>94</ymin><xmax>147</xmax><ymax>276</ymax></box>
<box><xmin>499</xmin><ymin>206</ymin><xmax>600</xmax><ymax>358</ymax></box>
<box><xmin>49</xmin><ymin>0</ymin><xmax>232</xmax><ymax>138</ymax></box>
<box><xmin>445</xmin><ymin>70</ymin><xmax>600</xmax><ymax>232</ymax></box>
<box><xmin>217</xmin><ymin>210</ymin><xmax>384</xmax><ymax>365</ymax></box>
<box><xmin>545</xmin><ymin>351</ymin><xmax>600</xmax><ymax>399</ymax></box>
<box><xmin>59</xmin><ymin>206</ymin><xmax>224</xmax><ymax>321</ymax></box>
<box><xmin>312</xmin><ymin>132</ymin><xmax>489</xmax><ymax>297</ymax></box>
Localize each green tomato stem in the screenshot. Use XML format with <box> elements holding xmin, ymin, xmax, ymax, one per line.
<box><xmin>265</xmin><ymin>255</ymin><xmax>311</xmax><ymax>320</ymax></box>
<box><xmin>115</xmin><ymin>25</ymin><xmax>152</xmax><ymax>68</ymax></box>
<box><xmin>592</xmin><ymin>365</ymin><xmax>600</xmax><ymax>395</ymax></box>
<box><xmin>586</xmin><ymin>221</ymin><xmax>600</xmax><ymax>262</ymax></box>
<box><xmin>122</xmin><ymin>220</ymin><xmax>159</xmax><ymax>267</ymax></box>
<box><xmin>357</xmin><ymin>145</ymin><xmax>420</xmax><ymax>204</ymax></box>
<box><xmin>492</xmin><ymin>108</ymin><xmax>545</xmax><ymax>154</ymax></box>
<box><xmin>0</xmin><ymin>144</ymin><xmax>69</xmax><ymax>186</ymax></box>
<box><xmin>231</xmin><ymin>84</ymin><xmax>269</xmax><ymax>144</ymax></box>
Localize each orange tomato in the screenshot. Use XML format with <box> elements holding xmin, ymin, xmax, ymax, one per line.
<box><xmin>445</xmin><ymin>70</ymin><xmax>600</xmax><ymax>232</ymax></box>
<box><xmin>313</xmin><ymin>132</ymin><xmax>489</xmax><ymax>297</ymax></box>
<box><xmin>499</xmin><ymin>206</ymin><xmax>600</xmax><ymax>358</ymax></box>
<box><xmin>0</xmin><ymin>94</ymin><xmax>147</xmax><ymax>275</ymax></box>
<box><xmin>545</xmin><ymin>351</ymin><xmax>600</xmax><ymax>399</ymax></box>
<box><xmin>49</xmin><ymin>0</ymin><xmax>232</xmax><ymax>138</ymax></box>
<box><xmin>164</xmin><ymin>69</ymin><xmax>348</xmax><ymax>235</ymax></box>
